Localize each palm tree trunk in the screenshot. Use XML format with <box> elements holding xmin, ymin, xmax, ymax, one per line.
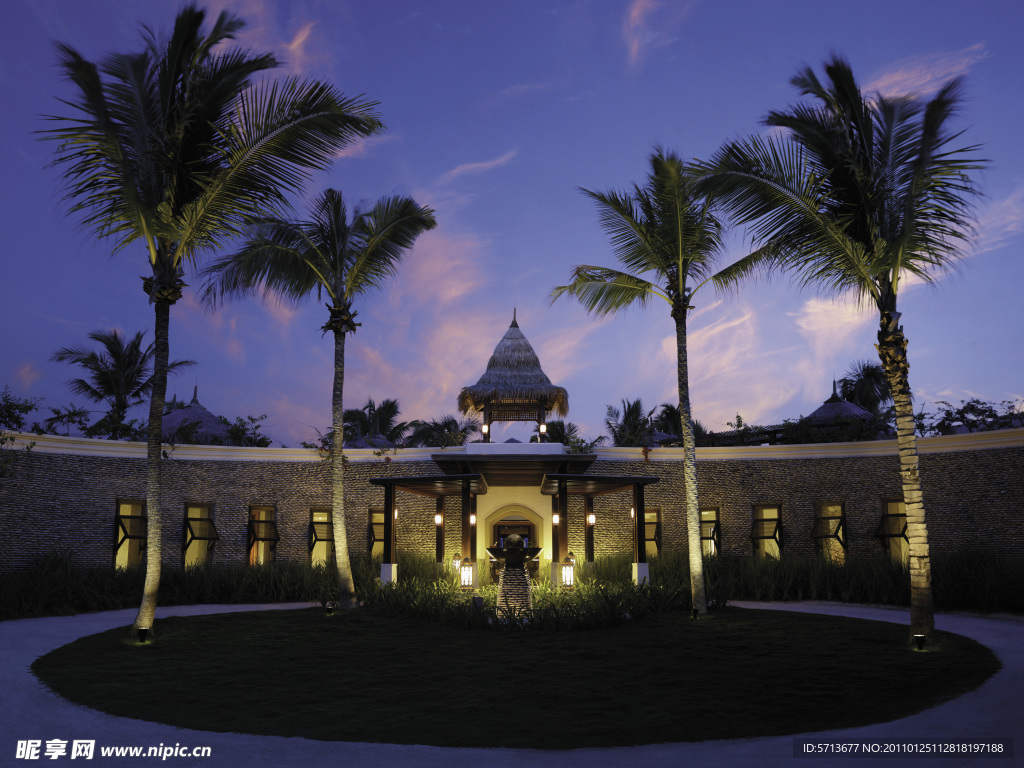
<box><xmin>877</xmin><ymin>312</ymin><xmax>934</xmax><ymax>640</ymax></box>
<box><xmin>331</xmin><ymin>328</ymin><xmax>357</xmax><ymax>606</ymax></box>
<box><xmin>132</xmin><ymin>298</ymin><xmax>169</xmax><ymax>639</ymax></box>
<box><xmin>675</xmin><ymin>307</ymin><xmax>708</xmax><ymax>614</ymax></box>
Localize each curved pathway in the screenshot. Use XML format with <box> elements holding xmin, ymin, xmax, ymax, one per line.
<box><xmin>1</xmin><ymin>602</ymin><xmax>1019</xmax><ymax>767</ymax></box>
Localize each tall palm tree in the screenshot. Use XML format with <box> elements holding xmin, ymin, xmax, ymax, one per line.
<box><xmin>202</xmin><ymin>189</ymin><xmax>436</xmax><ymax>604</ymax></box>
<box><xmin>343</xmin><ymin>398</ymin><xmax>409</xmax><ymax>447</ymax></box>
<box><xmin>553</xmin><ymin>149</ymin><xmax>727</xmax><ymax>614</ymax></box>
<box><xmin>696</xmin><ymin>56</ymin><xmax>982</xmax><ymax>639</ymax></box>
<box><xmin>52</xmin><ymin>330</ymin><xmax>194</xmax><ymax>440</ymax></box>
<box><xmin>43</xmin><ymin>4</ymin><xmax>383</xmax><ymax>639</ymax></box>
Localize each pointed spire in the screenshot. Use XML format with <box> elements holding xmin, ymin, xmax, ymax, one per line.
<box><xmin>190</xmin><ymin>385</ymin><xmax>200</xmax><ymax>406</ymax></box>
<box><xmin>510</xmin><ymin>307</ymin><xmax>519</xmax><ymax>328</ymax></box>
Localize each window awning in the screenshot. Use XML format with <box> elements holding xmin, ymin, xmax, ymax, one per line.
<box><xmin>368</xmin><ymin>473</ymin><xmax>488</xmax><ymax>497</ymax></box>
<box><xmin>539</xmin><ymin>474</ymin><xmax>660</xmax><ymax>496</ymax></box>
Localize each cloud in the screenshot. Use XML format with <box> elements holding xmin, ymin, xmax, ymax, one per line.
<box><xmin>866</xmin><ymin>43</ymin><xmax>988</xmax><ymax>98</ymax></box>
<box><xmin>283</xmin><ymin>22</ymin><xmax>316</xmax><ymax>71</ymax></box>
<box><xmin>15</xmin><ymin>362</ymin><xmax>41</xmax><ymax>389</ymax></box>
<box><xmin>974</xmin><ymin>187</ymin><xmax>1024</xmax><ymax>255</ymax></box>
<box><xmin>334</xmin><ymin>133</ymin><xmax>401</xmax><ymax>160</ymax></box>
<box><xmin>438</xmin><ymin>150</ymin><xmax>518</xmax><ymax>185</ymax></box>
<box><xmin>622</xmin><ymin>0</ymin><xmax>694</xmax><ymax>69</ymax></box>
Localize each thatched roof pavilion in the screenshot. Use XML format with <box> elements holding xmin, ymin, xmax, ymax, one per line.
<box><xmin>458</xmin><ymin>310</ymin><xmax>568</xmax><ymax>442</ymax></box>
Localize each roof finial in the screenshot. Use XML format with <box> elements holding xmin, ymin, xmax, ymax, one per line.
<box><xmin>191</xmin><ymin>385</ymin><xmax>199</xmax><ymax>405</ymax></box>
<box><xmin>510</xmin><ymin>307</ymin><xmax>519</xmax><ymax>328</ymax></box>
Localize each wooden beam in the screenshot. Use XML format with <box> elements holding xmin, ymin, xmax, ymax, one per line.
<box><xmin>633</xmin><ymin>482</ymin><xmax>646</xmax><ymax>563</ymax></box>
<box><xmin>435</xmin><ymin>496</ymin><xmax>445</xmax><ymax>563</ymax></box>
<box><xmin>550</xmin><ymin>494</ymin><xmax>560</xmax><ymax>562</ymax></box>
<box><xmin>383</xmin><ymin>483</ymin><xmax>396</xmax><ymax>564</ymax></box>
<box><xmin>558</xmin><ymin>478</ymin><xmax>569</xmax><ymax>559</ymax></box>
<box><xmin>461</xmin><ymin>479</ymin><xmax>472</xmax><ymax>559</ymax></box>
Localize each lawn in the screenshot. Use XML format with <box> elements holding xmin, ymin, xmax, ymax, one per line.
<box><xmin>31</xmin><ymin>606</ymin><xmax>999</xmax><ymax>749</ymax></box>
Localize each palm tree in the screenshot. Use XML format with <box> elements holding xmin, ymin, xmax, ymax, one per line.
<box><xmin>52</xmin><ymin>330</ymin><xmax>194</xmax><ymax>439</ymax></box>
<box><xmin>553</xmin><ymin>149</ymin><xmax>727</xmax><ymax>614</ymax></box>
<box><xmin>653</xmin><ymin>403</ymin><xmax>709</xmax><ymax>446</ymax></box>
<box><xmin>604</xmin><ymin>398</ymin><xmax>656</xmax><ymax>447</ymax></box>
<box><xmin>839</xmin><ymin>360</ymin><xmax>891</xmax><ymax>414</ymax></box>
<box><xmin>202</xmin><ymin>189</ymin><xmax>436</xmax><ymax>604</ymax></box>
<box><xmin>43</xmin><ymin>4</ymin><xmax>383</xmax><ymax>639</ymax></box>
<box><xmin>406</xmin><ymin>414</ymin><xmax>480</xmax><ymax>448</ymax></box>
<box><xmin>343</xmin><ymin>398</ymin><xmax>409</xmax><ymax>447</ymax></box>
<box><xmin>696</xmin><ymin>56</ymin><xmax>982</xmax><ymax>639</ymax></box>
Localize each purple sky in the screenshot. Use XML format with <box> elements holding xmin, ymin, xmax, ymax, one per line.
<box><xmin>3</xmin><ymin>0</ymin><xmax>1022</xmax><ymax>447</ymax></box>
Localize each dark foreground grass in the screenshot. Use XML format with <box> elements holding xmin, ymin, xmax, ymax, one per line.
<box><xmin>32</xmin><ymin>607</ymin><xmax>999</xmax><ymax>749</ymax></box>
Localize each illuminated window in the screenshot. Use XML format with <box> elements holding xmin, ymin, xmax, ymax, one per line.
<box><xmin>369</xmin><ymin>509</ymin><xmax>385</xmax><ymax>559</ymax></box>
<box><xmin>700</xmin><ymin>508</ymin><xmax>720</xmax><ymax>557</ymax></box>
<box><xmin>876</xmin><ymin>500</ymin><xmax>908</xmax><ymax>561</ymax></box>
<box><xmin>248</xmin><ymin>506</ymin><xmax>279</xmax><ymax>565</ymax></box>
<box><xmin>309</xmin><ymin>508</ymin><xmax>335</xmax><ymax>567</ymax></box>
<box><xmin>751</xmin><ymin>505</ymin><xmax>782</xmax><ymax>558</ymax></box>
<box><xmin>183</xmin><ymin>504</ymin><xmax>219</xmax><ymax>567</ymax></box>
<box><xmin>812</xmin><ymin>503</ymin><xmax>846</xmax><ymax>563</ymax></box>
<box><xmin>644</xmin><ymin>508</ymin><xmax>661</xmax><ymax>559</ymax></box>
<box><xmin>114</xmin><ymin>500</ymin><xmax>146</xmax><ymax>569</ymax></box>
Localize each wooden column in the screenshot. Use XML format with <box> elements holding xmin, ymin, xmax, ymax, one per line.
<box><xmin>633</xmin><ymin>483</ymin><xmax>646</xmax><ymax>563</ymax></box>
<box><xmin>435</xmin><ymin>496</ymin><xmax>445</xmax><ymax>563</ymax></box>
<box><xmin>557</xmin><ymin>479</ymin><xmax>569</xmax><ymax>559</ymax></box>
<box><xmin>470</xmin><ymin>493</ymin><xmax>478</xmax><ymax>560</ymax></box>
<box><xmin>461</xmin><ymin>479</ymin><xmax>472</xmax><ymax>559</ymax></box>
<box><xmin>550</xmin><ymin>495</ymin><xmax>560</xmax><ymax>561</ymax></box>
<box><xmin>584</xmin><ymin>495</ymin><xmax>595</xmax><ymax>562</ymax></box>
<box><xmin>383</xmin><ymin>483</ymin><xmax>396</xmax><ymax>564</ymax></box>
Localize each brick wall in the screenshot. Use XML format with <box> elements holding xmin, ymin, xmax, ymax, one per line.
<box><xmin>1</xmin><ymin>433</ymin><xmax>1022</xmax><ymax>571</ymax></box>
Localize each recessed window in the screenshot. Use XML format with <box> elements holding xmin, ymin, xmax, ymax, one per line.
<box><xmin>183</xmin><ymin>504</ymin><xmax>219</xmax><ymax>567</ymax></box>
<box><xmin>876</xmin><ymin>500</ymin><xmax>908</xmax><ymax>561</ymax></box>
<box><xmin>812</xmin><ymin>503</ymin><xmax>845</xmax><ymax>563</ymax></box>
<box><xmin>751</xmin><ymin>505</ymin><xmax>782</xmax><ymax>558</ymax></box>
<box><xmin>114</xmin><ymin>500</ymin><xmax>146</xmax><ymax>569</ymax></box>
<box><xmin>309</xmin><ymin>508</ymin><xmax>335</xmax><ymax>567</ymax></box>
<box><xmin>644</xmin><ymin>508</ymin><xmax>661</xmax><ymax>559</ymax></box>
<box><xmin>700</xmin><ymin>508</ymin><xmax>720</xmax><ymax>557</ymax></box>
<box><xmin>248</xmin><ymin>506</ymin><xmax>279</xmax><ymax>565</ymax></box>
<box><xmin>369</xmin><ymin>509</ymin><xmax>384</xmax><ymax>559</ymax></box>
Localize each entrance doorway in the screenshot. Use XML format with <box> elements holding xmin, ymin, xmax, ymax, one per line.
<box><xmin>491</xmin><ymin>515</ymin><xmax>538</xmax><ymax>581</ymax></box>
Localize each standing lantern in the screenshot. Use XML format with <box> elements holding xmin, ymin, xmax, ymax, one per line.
<box><xmin>460</xmin><ymin>557</ymin><xmax>477</xmax><ymax>591</ymax></box>
<box><xmin>561</xmin><ymin>552</ymin><xmax>576</xmax><ymax>590</ymax></box>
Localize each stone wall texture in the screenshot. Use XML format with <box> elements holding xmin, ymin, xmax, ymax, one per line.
<box><xmin>1</xmin><ymin>433</ymin><xmax>1022</xmax><ymax>571</ymax></box>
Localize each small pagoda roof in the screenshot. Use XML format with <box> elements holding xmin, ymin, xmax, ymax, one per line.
<box><xmin>457</xmin><ymin>310</ymin><xmax>569</xmax><ymax>418</ymax></box>
<box><xmin>161</xmin><ymin>387</ymin><xmax>229</xmax><ymax>443</ymax></box>
<box><xmin>807</xmin><ymin>382</ymin><xmax>873</xmax><ymax>423</ymax></box>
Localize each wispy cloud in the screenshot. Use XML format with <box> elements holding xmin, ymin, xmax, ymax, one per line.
<box><xmin>788</xmin><ymin>297</ymin><xmax>876</xmax><ymax>406</ymax></box>
<box><xmin>334</xmin><ymin>133</ymin><xmax>400</xmax><ymax>160</ymax></box>
<box><xmin>438</xmin><ymin>150</ymin><xmax>518</xmax><ymax>184</ymax></box>
<box><xmin>867</xmin><ymin>43</ymin><xmax>988</xmax><ymax>98</ymax></box>
<box><xmin>974</xmin><ymin>187</ymin><xmax>1024</xmax><ymax>255</ymax></box>
<box><xmin>622</xmin><ymin>0</ymin><xmax>694</xmax><ymax>70</ymax></box>
<box><xmin>685</xmin><ymin>302</ymin><xmax>799</xmax><ymax>428</ymax></box>
<box><xmin>15</xmin><ymin>362</ymin><xmax>41</xmax><ymax>389</ymax></box>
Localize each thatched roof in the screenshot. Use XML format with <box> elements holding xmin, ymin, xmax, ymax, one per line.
<box><xmin>162</xmin><ymin>387</ymin><xmax>229</xmax><ymax>443</ymax></box>
<box><xmin>807</xmin><ymin>382</ymin><xmax>872</xmax><ymax>423</ymax></box>
<box><xmin>458</xmin><ymin>310</ymin><xmax>569</xmax><ymax>418</ymax></box>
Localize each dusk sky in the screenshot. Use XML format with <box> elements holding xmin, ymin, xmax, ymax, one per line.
<box><xmin>3</xmin><ymin>0</ymin><xmax>1022</xmax><ymax>447</ymax></box>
